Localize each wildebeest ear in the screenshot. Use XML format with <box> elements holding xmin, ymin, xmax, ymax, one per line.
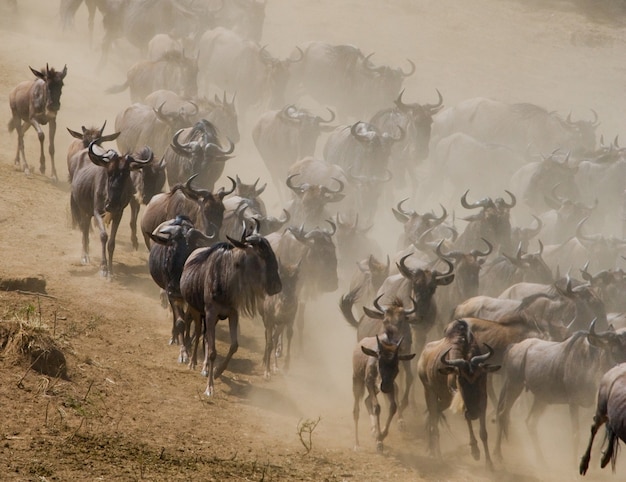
<box><xmin>67</xmin><ymin>128</ymin><xmax>83</xmax><ymax>140</ymax></box>
<box><xmin>438</xmin><ymin>366</ymin><xmax>457</xmax><ymax>375</ymax></box>
<box><xmin>29</xmin><ymin>66</ymin><xmax>45</xmax><ymax>80</ymax></box>
<box><xmin>148</xmin><ymin>232</ymin><xmax>170</xmax><ymax>245</ymax></box>
<box><xmin>361</xmin><ymin>346</ymin><xmax>378</xmax><ymax>358</ymax></box>
<box><xmin>436</xmin><ymin>273</ymin><xmax>455</xmax><ymax>286</ymax></box>
<box><xmin>399</xmin><ymin>353</ymin><xmax>416</xmax><ymax>361</ymax></box>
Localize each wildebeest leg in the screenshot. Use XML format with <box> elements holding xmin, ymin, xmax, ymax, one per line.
<box><xmin>271</xmin><ymin>323</ymin><xmax>282</xmax><ymax>374</ymax></box>
<box><xmin>379</xmin><ymin>385</ymin><xmax>398</xmax><ymax>451</ymax></box>
<box><xmin>600</xmin><ymin>427</ymin><xmax>617</xmax><ymax>469</ymax></box>
<box><xmin>85</xmin><ymin>0</ymin><xmax>97</xmax><ymax>48</ymax></box>
<box><xmin>423</xmin><ymin>386</ymin><xmax>442</xmax><ymax>458</ymax></box>
<box><xmin>214</xmin><ymin>312</ymin><xmax>239</xmax><ymax>379</ymax></box>
<box><xmin>465</xmin><ymin>416</ymin><xmax>480</xmax><ymax>461</ymax></box>
<box><xmin>93</xmin><ymin>211</ymin><xmax>109</xmax><ymax>277</ymax></box>
<box><xmin>262</xmin><ymin>316</ymin><xmax>274</xmax><ymax>379</ymax></box>
<box><xmin>170</xmin><ymin>299</ymin><xmax>188</xmax><ymax>363</ymax></box>
<box><xmin>569</xmin><ymin>404</ymin><xmax>580</xmax><ymax>464</ymax></box>
<box><xmin>494</xmin><ymin>374</ymin><xmax>524</xmax><ymax>460</ymax></box>
<box><xmin>283</xmin><ymin>318</ymin><xmax>294</xmax><ymax>372</ymax></box>
<box><xmin>14</xmin><ymin>120</ymin><xmax>31</xmax><ymax>174</ymax></box>
<box><xmin>364</xmin><ymin>386</ymin><xmax>382</xmax><ymax>451</ymax></box>
<box><xmin>129</xmin><ymin>198</ymin><xmax>140</xmax><ymax>251</ymax></box>
<box><xmin>296</xmin><ymin>301</ymin><xmax>306</xmax><ymax>351</ymax></box>
<box><xmin>580</xmin><ymin>402</ymin><xmax>608</xmax><ymax>475</ymax></box>
<box><xmin>187</xmin><ymin>307</ymin><xmax>202</xmax><ymax>371</ymax></box>
<box><xmin>353</xmin><ymin>377</ymin><xmax>364</xmax><ymax>451</ymax></box>
<box><xmin>479</xmin><ymin>411</ymin><xmax>494</xmax><ymax>470</ymax></box>
<box><xmin>397</xmin><ymin>357</ymin><xmax>413</xmax><ymax>430</ymax></box>
<box><xmin>77</xmin><ymin>211</ymin><xmax>91</xmax><ymax>265</ymax></box>
<box><xmin>106</xmin><ymin>213</ymin><xmax>123</xmax><ymax>277</ymax></box>
<box><xmin>47</xmin><ymin>118</ymin><xmax>58</xmax><ymax>181</ymax></box>
<box><xmin>525</xmin><ymin>398</ymin><xmax>547</xmax><ymax>465</ymax></box>
<box><xmin>28</xmin><ymin>117</ymin><xmax>47</xmax><ymax>176</ymax></box>
<box><xmin>202</xmin><ymin>307</ymin><xmax>219</xmax><ymax>396</ymax></box>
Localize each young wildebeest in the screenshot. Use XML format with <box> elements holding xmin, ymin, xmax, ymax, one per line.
<box><xmin>148</xmin><ymin>216</ymin><xmax>216</xmax><ymax>364</ymax></box>
<box><xmin>580</xmin><ymin>361</ymin><xmax>626</xmax><ymax>475</ymax></box>
<box><xmin>70</xmin><ymin>142</ymin><xmax>153</xmax><ymax>277</ymax></box>
<box><xmin>9</xmin><ymin>64</ymin><xmax>67</xmax><ymax>180</ymax></box>
<box><xmin>495</xmin><ymin>320</ymin><xmax>626</xmax><ymax>465</ymax></box>
<box><xmin>353</xmin><ymin>324</ymin><xmax>415</xmax><ymax>452</ymax></box>
<box><xmin>259</xmin><ymin>259</ymin><xmax>300</xmax><ymax>379</ymax></box>
<box><xmin>180</xmin><ymin>221</ymin><xmax>282</xmax><ymax>396</ymax></box>
<box><xmin>418</xmin><ymin>318</ymin><xmax>500</xmax><ymax>469</ymax></box>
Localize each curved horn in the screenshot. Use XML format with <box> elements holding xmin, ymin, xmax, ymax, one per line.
<box><xmin>590</xmin><ymin>108</ymin><xmax>600</xmax><ymax>127</ymax></box>
<box><xmin>435</xmin><ymin>239</ymin><xmax>462</xmax><ymax>261</ymax></box>
<box><xmin>395</xmin><ymin>89</ymin><xmax>407</xmax><ymax>109</ymax></box>
<box><xmin>471</xmin><ymin>238</ymin><xmax>494</xmax><ymax>258</ymax></box>
<box><xmin>287</xmin><ymin>46</ymin><xmax>304</xmax><ymax>63</ymax></box>
<box><xmin>460</xmin><ymin>190</ymin><xmax>487</xmax><ymax>209</ymax></box>
<box><xmin>363</xmin><ymin>52</ymin><xmax>377</xmax><ymax>71</ymax></box>
<box><xmin>325</xmin><ymin>219</ymin><xmax>337</xmax><ymax>236</ymax></box>
<box><xmin>424</xmin><ymin>89</ymin><xmax>444</xmax><ymax>112</ymax></box>
<box><xmin>217</xmin><ymin>176</ymin><xmax>237</xmax><ymax>199</ymax></box>
<box><xmin>433</xmin><ymin>204</ymin><xmax>448</xmax><ymax>225</ymax></box>
<box><xmin>171</xmin><ymin>128</ymin><xmax>193</xmax><ymax>155</ymax></box>
<box><xmin>400</xmin><ymin>58</ymin><xmax>416</xmax><ymax>77</ymax></box>
<box><xmin>435</xmin><ymin>256</ymin><xmax>454</xmax><ymax>278</ymax></box>
<box><xmin>576</xmin><ymin>217</ymin><xmax>595</xmax><ymax>243</ymax></box>
<box><xmin>321</xmin><ymin>177</ymin><xmax>345</xmax><ymax>195</ymax></box>
<box><xmin>373</xmin><ymin>294</ymin><xmax>385</xmax><ymax>314</ymax></box>
<box><xmin>580</xmin><ymin>261</ymin><xmax>593</xmax><ymax>282</ymax></box>
<box><xmin>206</xmin><ymin>138</ymin><xmax>235</xmax><ymax>156</ymax></box>
<box><xmin>404</xmin><ymin>297</ymin><xmax>418</xmax><ymax>316</ymax></box>
<box><xmin>397</xmin><ymin>253</ymin><xmax>415</xmax><ymax>280</ymax></box>
<box><xmin>286</xmin><ymin>173</ymin><xmax>304</xmax><ymax>193</ymax></box>
<box><xmin>87</xmin><ymin>140</ymin><xmax>114</xmax><ymax>165</ymax></box>
<box><xmin>318</xmin><ymin>107</ymin><xmax>335</xmax><ymax>124</ymax></box>
<box><xmin>501</xmin><ymin>190</ymin><xmax>517</xmax><ymax>209</ymax></box>
<box><xmin>440</xmin><ymin>348</ymin><xmax>467</xmax><ymax>369</ymax></box>
<box><xmin>470</xmin><ymin>343</ymin><xmax>495</xmax><ymax>366</ymax></box>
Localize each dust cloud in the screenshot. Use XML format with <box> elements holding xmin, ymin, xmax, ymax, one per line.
<box><xmin>2</xmin><ymin>0</ymin><xmax>626</xmax><ymax>480</ymax></box>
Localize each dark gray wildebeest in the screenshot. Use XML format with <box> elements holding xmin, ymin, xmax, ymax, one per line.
<box><xmin>342</xmin><ymin>294</ymin><xmax>418</xmax><ymax>431</ymax></box>
<box><xmin>287</xmin><ymin>41</ymin><xmax>415</xmax><ymax>120</ymax></box>
<box><xmin>180</xmin><ymin>220</ymin><xmax>282</xmax><ymax>396</ymax></box>
<box><xmin>144</xmin><ymin>90</ymin><xmax>241</xmax><ymax>145</ymax></box>
<box><xmin>376</xmin><ymin>252</ymin><xmax>455</xmax><ymax>416</ymax></box>
<box><xmin>196</xmin><ymin>27</ymin><xmax>303</xmax><ymax>115</ymax></box>
<box><xmin>165</xmin><ymin>120</ymin><xmax>235</xmax><ymax>190</ymax></box>
<box><xmin>252</xmin><ymin>104</ymin><xmax>336</xmax><ymax>201</ymax></box>
<box><xmin>70</xmin><ymin>142</ymin><xmax>153</xmax><ymax>278</ymax></box>
<box><xmin>430</xmin><ymin>97</ymin><xmax>599</xmax><ymax>159</ymax></box>
<box><xmin>453</xmin><ymin>190</ymin><xmax>516</xmax><ymax>255</ymax></box>
<box><xmin>580</xmin><ymin>361</ymin><xmax>626</xmax><ymax>475</ymax></box>
<box><xmin>284</xmin><ymin>162</ymin><xmax>347</xmax><ymax>229</ymax></box>
<box><xmin>417</xmin><ymin>318</ymin><xmax>501</xmax><ymax>469</ymax></box>
<box><xmin>259</xmin><ymin>259</ymin><xmax>300</xmax><ymax>379</ymax></box>
<box><xmin>495</xmin><ymin>320</ymin><xmax>626</xmax><ymax>464</ymax></box>
<box><xmin>9</xmin><ymin>64</ymin><xmax>67</xmax><ymax>181</ymax></box>
<box><xmin>106</xmin><ymin>50</ymin><xmax>199</xmax><ymax>103</ymax></box>
<box><xmin>353</xmin><ymin>322</ymin><xmax>415</xmax><ymax>452</ymax></box>
<box><xmin>324</xmin><ymin>121</ymin><xmax>402</xmax><ymax>223</ymax></box>
<box><xmin>140</xmin><ymin>174</ymin><xmax>236</xmax><ymax>249</ymax></box>
<box><xmin>66</xmin><ymin>121</ymin><xmax>120</xmax><ymax>182</ymax></box>
<box><xmin>370</xmin><ymin>89</ymin><xmax>444</xmax><ymax>193</ymax></box>
<box><xmin>148</xmin><ymin>215</ymin><xmax>216</xmax><ymax>364</ymax></box>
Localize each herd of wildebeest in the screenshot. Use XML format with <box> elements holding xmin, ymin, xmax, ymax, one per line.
<box><xmin>7</xmin><ymin>0</ymin><xmax>626</xmax><ymax>476</ymax></box>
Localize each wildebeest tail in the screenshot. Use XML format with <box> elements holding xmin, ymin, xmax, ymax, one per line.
<box><xmin>8</xmin><ymin>117</ymin><xmax>17</xmax><ymax>133</ymax></box>
<box><xmin>601</xmin><ymin>426</ymin><xmax>621</xmax><ymax>472</ymax></box>
<box><xmin>340</xmin><ymin>288</ymin><xmax>361</xmax><ymax>328</ymax></box>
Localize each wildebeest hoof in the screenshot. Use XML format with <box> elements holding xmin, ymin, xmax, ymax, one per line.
<box><xmin>376</xmin><ymin>441</ymin><xmax>384</xmax><ymax>453</ymax></box>
<box><xmin>263</xmin><ymin>371</ymin><xmax>271</xmax><ymax>380</ymax></box>
<box><xmin>200</xmin><ymin>369</ymin><xmax>208</xmax><ymax>377</ymax></box>
<box><xmin>353</xmin><ymin>444</ymin><xmax>360</xmax><ymax>452</ymax></box>
<box><xmin>204</xmin><ymin>386</ymin><xmax>214</xmax><ymax>397</ymax></box>
<box><xmin>81</xmin><ymin>255</ymin><xmax>90</xmax><ymax>265</ymax></box>
<box><xmin>398</xmin><ymin>419</ymin><xmax>407</xmax><ymax>432</ymax></box>
<box><xmin>470</xmin><ymin>444</ymin><xmax>480</xmax><ymax>461</ymax></box>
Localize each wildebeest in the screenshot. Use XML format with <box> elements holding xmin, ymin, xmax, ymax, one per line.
<box><xmin>165</xmin><ymin>120</ymin><xmax>235</xmax><ymax>190</ymax></box>
<box><xmin>495</xmin><ymin>320</ymin><xmax>626</xmax><ymax>463</ymax></box>
<box><xmin>148</xmin><ymin>216</ymin><xmax>215</xmax><ymax>363</ymax></box>
<box><xmin>106</xmin><ymin>50</ymin><xmax>198</xmax><ymax>103</ymax></box>
<box><xmin>140</xmin><ymin>174</ymin><xmax>236</xmax><ymax>249</ymax></box>
<box><xmin>70</xmin><ymin>142</ymin><xmax>153</xmax><ymax>277</ymax></box>
<box><xmin>66</xmin><ymin>121</ymin><xmax>120</xmax><ymax>182</ymax></box>
<box><xmin>343</xmin><ymin>254</ymin><xmax>390</xmax><ymax>315</ymax></box>
<box><xmin>9</xmin><ymin>64</ymin><xmax>67</xmax><ymax>181</ymax></box>
<box><xmin>430</xmin><ymin>98</ymin><xmax>598</xmax><ymax>158</ymax></box>
<box><xmin>417</xmin><ymin>318</ymin><xmax>500</xmax><ymax>468</ymax></box>
<box><xmin>370</xmin><ymin>89</ymin><xmax>444</xmax><ymax>192</ymax></box>
<box><xmin>353</xmin><ymin>324</ymin><xmax>415</xmax><ymax>452</ymax></box>
<box><xmin>197</xmin><ymin>27</ymin><xmax>303</xmax><ymax>114</ymax></box>
<box><xmin>392</xmin><ymin>198</ymin><xmax>448</xmax><ymax>249</ymax></box>
<box><xmin>259</xmin><ymin>260</ymin><xmax>300</xmax><ymax>379</ymax></box>
<box><xmin>579</xmin><ymin>361</ymin><xmax>626</xmax><ymax>475</ymax></box>
<box><xmin>180</xmin><ymin>220</ymin><xmax>282</xmax><ymax>396</ymax></box>
<box><xmin>252</xmin><ymin>104</ymin><xmax>336</xmax><ymax>200</ymax></box>
<box><xmin>288</xmin><ymin>41</ymin><xmax>415</xmax><ymax>120</ymax></box>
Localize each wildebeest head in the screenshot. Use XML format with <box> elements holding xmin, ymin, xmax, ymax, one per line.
<box><xmin>397</xmin><ymin>252</ymin><xmax>455</xmax><ymax>301</ymax></box>
<box><xmin>586</xmin><ymin>319</ymin><xmax>626</xmax><ymax>366</ymax></box>
<box><xmin>362</xmin><ymin>53</ymin><xmax>415</xmax><ymax>109</ymax></box>
<box><xmin>556</xmin><ymin>276</ymin><xmax>608</xmax><ymax>333</ymax></box>
<box><xmin>437</xmin><ymin>238</ymin><xmax>493</xmax><ymax>299</ymax></box>
<box><xmin>278</xmin><ymin>104</ymin><xmax>337</xmax><ymax>154</ymax></box>
<box><xmin>575</xmin><ymin>217</ymin><xmax>626</xmax><ymax>269</ymax></box>
<box><xmin>286</xmin><ymin>173</ymin><xmax>345</xmax><ymax>225</ymax></box>
<box><xmin>288</xmin><ymin>221</ymin><xmax>339</xmax><ymax>293</ymax></box>
<box><xmin>259</xmin><ymin>45</ymin><xmax>304</xmax><ymax>109</ymax></box>
<box><xmin>460</xmin><ymin>190</ymin><xmax>516</xmax><ymax>252</ymax></box>
<box><xmin>580</xmin><ymin>263</ymin><xmax>626</xmax><ymax>312</ymax></box>
<box><xmin>180</xmin><ymin>174</ymin><xmax>236</xmax><ymax>234</ymax></box>
<box><xmin>30</xmin><ymin>64</ymin><xmax>68</xmax><ymax>113</ymax></box>
<box><xmin>88</xmin><ymin>142</ymin><xmax>153</xmax><ymax>214</ymax></box>
<box><xmin>349</xmin><ymin>121</ymin><xmax>403</xmax><ymax>177</ymax></box>
<box><xmin>361</xmin><ymin>333</ymin><xmax>415</xmax><ymax>394</ymax></box>
<box><xmin>561</xmin><ymin>110</ymin><xmax>600</xmax><ymax>156</ymax></box>
<box><xmin>204</xmin><ymin>92</ymin><xmax>240</xmax><ymax>144</ymax></box>
<box><xmin>133</xmin><ymin>151</ymin><xmax>167</xmax><ymax>205</ymax></box>
<box><xmin>227</xmin><ymin>219</ymin><xmax>282</xmax><ymax>296</ymax></box>
<box><xmin>67</xmin><ymin>120</ymin><xmax>121</xmax><ymax>149</ymax></box>
<box><xmin>501</xmin><ymin>240</ymin><xmax>553</xmax><ymax>285</ymax></box>
<box><xmin>393</xmin><ymin>198</ymin><xmax>447</xmax><ymax>246</ymax></box>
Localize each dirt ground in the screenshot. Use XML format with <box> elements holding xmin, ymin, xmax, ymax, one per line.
<box><xmin>2</xmin><ymin>0</ymin><xmax>626</xmax><ymax>480</ymax></box>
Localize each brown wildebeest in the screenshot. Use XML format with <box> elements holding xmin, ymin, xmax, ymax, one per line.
<box><xmin>70</xmin><ymin>142</ymin><xmax>152</xmax><ymax>278</ymax></box>
<box><xmin>180</xmin><ymin>221</ymin><xmax>282</xmax><ymax>396</ymax></box>
<box><xmin>66</xmin><ymin>120</ymin><xmax>120</xmax><ymax>182</ymax></box>
<box><xmin>580</xmin><ymin>361</ymin><xmax>626</xmax><ymax>475</ymax></box>
<box><xmin>9</xmin><ymin>64</ymin><xmax>68</xmax><ymax>181</ymax></box>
